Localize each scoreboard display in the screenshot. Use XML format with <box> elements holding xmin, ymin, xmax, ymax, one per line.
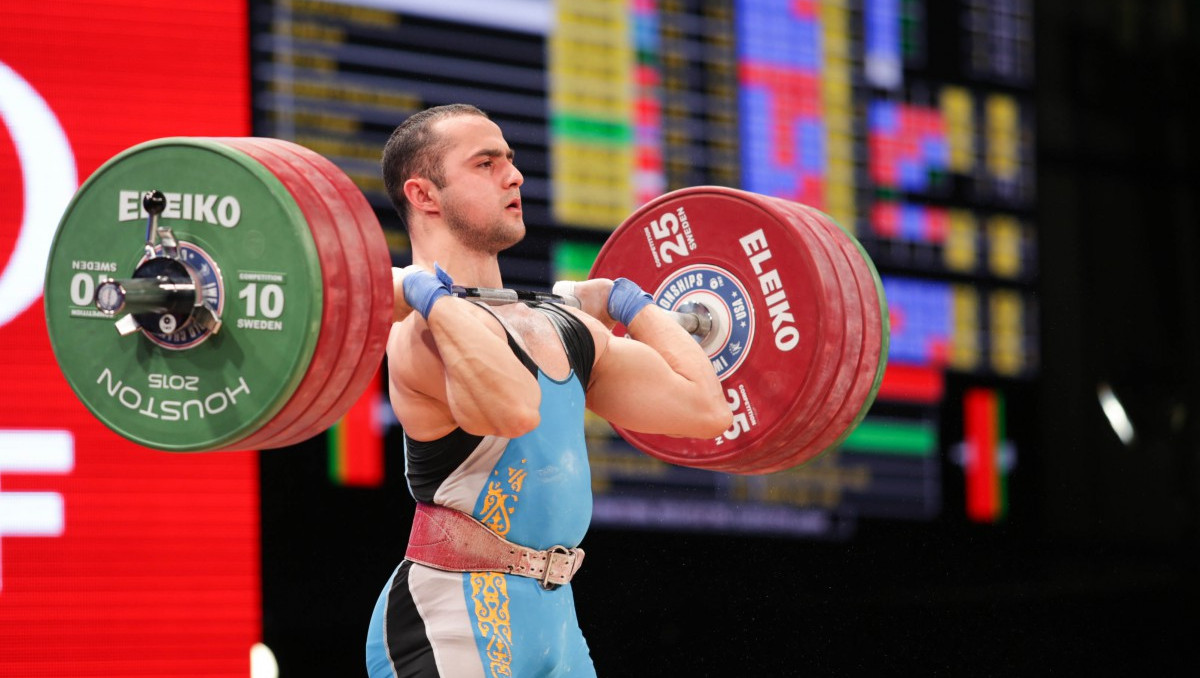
<box><xmin>254</xmin><ymin>0</ymin><xmax>1036</xmax><ymax>536</ymax></box>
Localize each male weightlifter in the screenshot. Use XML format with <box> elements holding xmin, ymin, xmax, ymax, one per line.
<box><xmin>365</xmin><ymin>103</ymin><xmax>732</xmax><ymax>677</ymax></box>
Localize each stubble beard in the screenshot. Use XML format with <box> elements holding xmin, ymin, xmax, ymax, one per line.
<box><xmin>443</xmin><ymin>194</ymin><xmax>524</xmax><ymax>255</ymax></box>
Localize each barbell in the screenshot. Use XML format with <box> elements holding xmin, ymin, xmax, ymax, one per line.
<box><xmin>43</xmin><ymin>137</ymin><xmax>888</xmax><ymax>474</ymax></box>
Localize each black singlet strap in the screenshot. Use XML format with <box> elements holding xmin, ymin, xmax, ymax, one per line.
<box><xmin>472</xmin><ymin>302</ymin><xmax>538</xmax><ymax>377</ymax></box>
<box><xmin>531</xmin><ymin>302</ymin><xmax>595</xmax><ymax>389</ymax></box>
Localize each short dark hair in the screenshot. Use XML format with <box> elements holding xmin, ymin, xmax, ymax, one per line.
<box><xmin>381</xmin><ymin>103</ymin><xmax>489</xmax><ymax>230</ymax></box>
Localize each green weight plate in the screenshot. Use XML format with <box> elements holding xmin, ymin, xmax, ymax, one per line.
<box><xmin>44</xmin><ymin>138</ymin><xmax>323</xmax><ymax>451</ymax></box>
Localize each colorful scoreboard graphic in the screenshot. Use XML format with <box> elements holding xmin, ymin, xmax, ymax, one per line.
<box><xmin>737</xmin><ymin>0</ymin><xmax>829</xmax><ymax>208</ymax></box>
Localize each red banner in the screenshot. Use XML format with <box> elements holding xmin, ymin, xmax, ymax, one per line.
<box><xmin>0</xmin><ymin>2</ymin><xmax>259</xmax><ymax>675</ymax></box>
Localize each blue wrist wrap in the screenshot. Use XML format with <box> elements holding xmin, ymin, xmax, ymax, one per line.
<box><xmin>402</xmin><ymin>264</ymin><xmax>454</xmax><ymax>319</ymax></box>
<box><xmin>607</xmin><ymin>277</ymin><xmax>654</xmax><ymax>326</ymax></box>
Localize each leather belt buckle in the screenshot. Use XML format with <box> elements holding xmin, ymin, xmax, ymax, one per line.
<box><xmin>540</xmin><ymin>545</ymin><xmax>577</xmax><ymax>590</ymax></box>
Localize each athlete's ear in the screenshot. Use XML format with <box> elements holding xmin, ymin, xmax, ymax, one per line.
<box><xmin>404</xmin><ymin>177</ymin><xmax>439</xmax><ymax>215</ymax></box>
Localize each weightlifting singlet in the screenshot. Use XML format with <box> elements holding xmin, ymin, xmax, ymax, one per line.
<box><xmin>366</xmin><ymin>303</ymin><xmax>597</xmax><ymax>678</ymax></box>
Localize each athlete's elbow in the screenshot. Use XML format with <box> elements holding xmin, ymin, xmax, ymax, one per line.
<box><xmin>695</xmin><ymin>400</ymin><xmax>734</xmax><ymax>438</ymax></box>
<box><xmin>499</xmin><ymin>405</ymin><xmax>541</xmax><ymax>438</ymax></box>
<box><xmin>455</xmin><ymin>398</ymin><xmax>541</xmax><ymax>438</ymax></box>
<box><xmin>501</xmin><ymin>381</ymin><xmax>543</xmax><ymax>436</ymax></box>
<box><xmin>670</xmin><ymin>384</ymin><xmax>733</xmax><ymax>438</ymax></box>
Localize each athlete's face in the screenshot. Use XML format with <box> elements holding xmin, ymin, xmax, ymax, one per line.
<box><xmin>434</xmin><ymin>115</ymin><xmax>525</xmax><ymax>254</ymax></box>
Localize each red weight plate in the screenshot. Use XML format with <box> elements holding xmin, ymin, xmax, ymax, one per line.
<box><xmin>794</xmin><ymin>205</ymin><xmax>887</xmax><ymax>451</ymax></box>
<box><xmin>309</xmin><ymin>148</ymin><xmax>393</xmax><ymax>441</ymax></box>
<box><xmin>212</xmin><ymin>138</ymin><xmax>349</xmax><ymax>450</ymax></box>
<box><xmin>696</xmin><ymin>196</ymin><xmax>855</xmax><ymax>474</ymax></box>
<box><xmin>801</xmin><ymin>204</ymin><xmax>887</xmax><ymax>436</ymax></box>
<box><xmin>308</xmin><ymin>150</ymin><xmax>393</xmax><ymax>443</ymax></box>
<box><xmin>235</xmin><ymin>138</ymin><xmax>373</xmax><ymax>449</ymax></box>
<box><xmin>753</xmin><ymin>202</ymin><xmax>870</xmax><ymax>473</ymax></box>
<box><xmin>262</xmin><ymin>144</ymin><xmax>390</xmax><ymax>447</ymax></box>
<box><xmin>756</xmin><ymin>204</ymin><xmax>886</xmax><ymax>474</ymax></box>
<box><xmin>590</xmin><ymin>186</ymin><xmax>845</xmax><ymax>471</ymax></box>
<box><xmin>731</xmin><ymin>197</ymin><xmax>866</xmax><ymax>473</ymax></box>
<box><xmin>262</xmin><ymin>142</ymin><xmax>391</xmax><ymax>448</ymax></box>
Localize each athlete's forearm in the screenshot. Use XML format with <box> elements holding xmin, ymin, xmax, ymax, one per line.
<box><xmin>625</xmin><ymin>307</ymin><xmax>732</xmax><ymax>434</ymax></box>
<box><xmin>396</xmin><ymin>264</ymin><xmax>540</xmax><ymax>437</ymax></box>
<box><xmin>424</xmin><ymin>298</ymin><xmax>541</xmax><ymax>438</ymax></box>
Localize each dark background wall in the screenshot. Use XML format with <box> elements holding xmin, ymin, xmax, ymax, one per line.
<box><xmin>261</xmin><ymin>2</ymin><xmax>1200</xmax><ymax>675</ymax></box>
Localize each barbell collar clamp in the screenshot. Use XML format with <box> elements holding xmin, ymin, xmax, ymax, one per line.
<box><xmin>93</xmin><ymin>253</ymin><xmax>222</xmax><ymax>339</ymax></box>
<box><xmin>95</xmin><ymin>275</ymin><xmax>196</xmax><ymax>316</ymax></box>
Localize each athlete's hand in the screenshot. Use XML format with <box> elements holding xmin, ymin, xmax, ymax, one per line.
<box><xmin>392</xmin><ymin>266</ymin><xmax>415</xmax><ymax>322</ymax></box>
<box><xmin>553</xmin><ymin>278</ymin><xmax>617</xmax><ymax>330</ymax></box>
<box><xmin>392</xmin><ymin>264</ymin><xmax>454</xmax><ymax>322</ymax></box>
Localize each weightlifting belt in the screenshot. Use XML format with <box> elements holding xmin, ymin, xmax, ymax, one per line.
<box><xmin>404</xmin><ymin>502</ymin><xmax>585</xmax><ymax>590</ymax></box>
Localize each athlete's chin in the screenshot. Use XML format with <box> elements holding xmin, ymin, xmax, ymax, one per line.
<box><xmin>496</xmin><ymin>231</ymin><xmax>524</xmax><ymax>253</ymax></box>
<box><xmin>501</xmin><ymin>218</ymin><xmax>526</xmax><ymax>246</ymax></box>
<box><xmin>474</xmin><ymin>222</ymin><xmax>524</xmax><ymax>255</ymax></box>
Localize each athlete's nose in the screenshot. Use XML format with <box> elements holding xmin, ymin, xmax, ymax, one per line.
<box><xmin>506</xmin><ymin>161</ymin><xmax>523</xmax><ymax>188</ymax></box>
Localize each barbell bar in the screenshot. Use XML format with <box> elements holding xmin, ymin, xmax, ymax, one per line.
<box><xmin>93</xmin><ymin>263</ymin><xmax>717</xmax><ymax>359</ymax></box>
<box><xmin>453</xmin><ymin>283</ymin><xmax>713</xmax><ymax>338</ymax></box>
